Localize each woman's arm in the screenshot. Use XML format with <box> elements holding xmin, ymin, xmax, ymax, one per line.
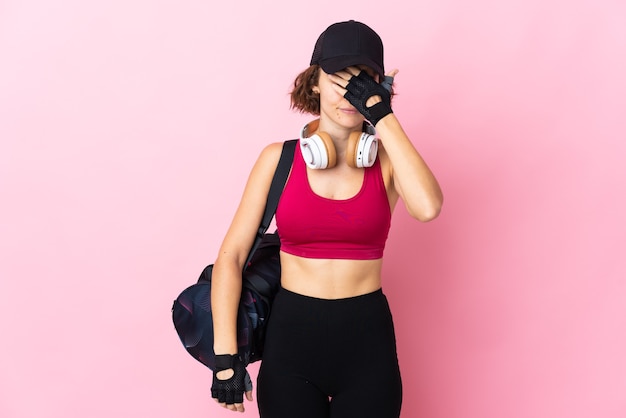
<box><xmin>376</xmin><ymin>113</ymin><xmax>443</xmax><ymax>222</ymax></box>
<box><xmin>331</xmin><ymin>67</ymin><xmax>443</xmax><ymax>221</ymax></box>
<box><xmin>211</xmin><ymin>142</ymin><xmax>284</xmax><ymax>356</ymax></box>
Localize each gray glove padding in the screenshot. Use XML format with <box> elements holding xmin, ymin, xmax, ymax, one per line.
<box><xmin>380</xmin><ymin>75</ymin><xmax>394</xmax><ymax>93</ymax></box>
<box><xmin>344</xmin><ymin>71</ymin><xmax>393</xmax><ymax>126</ymax></box>
<box><xmin>210</xmin><ymin>354</ymin><xmax>253</xmax><ymax>404</ymax></box>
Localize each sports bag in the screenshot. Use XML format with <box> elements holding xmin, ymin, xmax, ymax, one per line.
<box><xmin>172</xmin><ymin>140</ymin><xmax>296</xmax><ymax>370</ymax></box>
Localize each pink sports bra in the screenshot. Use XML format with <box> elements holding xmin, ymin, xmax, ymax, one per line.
<box><xmin>276</xmin><ymin>141</ymin><xmax>391</xmax><ymax>260</ymax></box>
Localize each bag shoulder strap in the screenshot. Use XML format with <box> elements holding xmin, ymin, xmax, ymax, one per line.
<box><xmin>244</xmin><ymin>139</ymin><xmax>297</xmax><ymax>269</ymax></box>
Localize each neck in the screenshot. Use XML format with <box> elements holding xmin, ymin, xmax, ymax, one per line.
<box><xmin>316</xmin><ymin>118</ymin><xmax>363</xmax><ymax>147</ymax></box>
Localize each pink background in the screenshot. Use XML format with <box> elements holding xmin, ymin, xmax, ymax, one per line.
<box><xmin>1</xmin><ymin>1</ymin><xmax>625</xmax><ymax>417</ymax></box>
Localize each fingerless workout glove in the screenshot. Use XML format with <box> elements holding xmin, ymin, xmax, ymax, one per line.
<box><xmin>211</xmin><ymin>354</ymin><xmax>251</xmax><ymax>404</ymax></box>
<box><xmin>344</xmin><ymin>71</ymin><xmax>393</xmax><ymax>126</ymax></box>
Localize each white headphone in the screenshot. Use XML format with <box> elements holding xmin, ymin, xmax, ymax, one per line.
<box><xmin>299</xmin><ymin>119</ymin><xmax>379</xmax><ymax>169</ymax></box>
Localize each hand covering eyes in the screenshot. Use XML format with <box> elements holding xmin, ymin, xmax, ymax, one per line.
<box><xmin>343</xmin><ymin>71</ymin><xmax>393</xmax><ymax>126</ymax></box>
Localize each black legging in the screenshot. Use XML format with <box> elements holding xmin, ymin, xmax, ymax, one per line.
<box><xmin>257</xmin><ymin>287</ymin><xmax>402</xmax><ymax>418</ymax></box>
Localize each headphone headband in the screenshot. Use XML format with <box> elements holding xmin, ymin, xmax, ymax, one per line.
<box><xmin>300</xmin><ymin>119</ymin><xmax>377</xmax><ymax>141</ymax></box>
<box><xmin>362</xmin><ymin>121</ymin><xmax>376</xmax><ymax>137</ymax></box>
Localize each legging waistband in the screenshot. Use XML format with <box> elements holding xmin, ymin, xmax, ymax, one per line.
<box><xmin>277</xmin><ymin>286</ymin><xmax>383</xmax><ymax>303</ymax></box>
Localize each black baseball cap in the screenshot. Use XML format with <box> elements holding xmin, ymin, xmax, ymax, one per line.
<box><xmin>310</xmin><ymin>20</ymin><xmax>385</xmax><ymax>78</ymax></box>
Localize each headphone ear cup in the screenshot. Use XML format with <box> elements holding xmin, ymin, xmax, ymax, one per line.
<box><xmin>316</xmin><ymin>131</ymin><xmax>337</xmax><ymax>169</ymax></box>
<box><xmin>300</xmin><ymin>132</ymin><xmax>337</xmax><ymax>169</ymax></box>
<box><xmin>346</xmin><ymin>131</ymin><xmax>362</xmax><ymax>168</ymax></box>
<box><xmin>347</xmin><ymin>131</ymin><xmax>378</xmax><ymax>168</ymax></box>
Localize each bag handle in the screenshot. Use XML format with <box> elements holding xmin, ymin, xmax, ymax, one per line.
<box><xmin>244</xmin><ymin>140</ymin><xmax>297</xmax><ymax>270</ymax></box>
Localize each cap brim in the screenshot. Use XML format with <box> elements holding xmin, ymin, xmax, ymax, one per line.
<box><xmin>319</xmin><ymin>55</ymin><xmax>384</xmax><ymax>78</ymax></box>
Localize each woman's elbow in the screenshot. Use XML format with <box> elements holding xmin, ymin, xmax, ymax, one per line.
<box><xmin>409</xmin><ymin>196</ymin><xmax>443</xmax><ymax>222</ymax></box>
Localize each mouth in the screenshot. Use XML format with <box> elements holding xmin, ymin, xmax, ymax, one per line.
<box><xmin>339</xmin><ymin>107</ymin><xmax>359</xmax><ymax>114</ymax></box>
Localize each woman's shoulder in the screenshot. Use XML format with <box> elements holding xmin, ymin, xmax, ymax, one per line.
<box><xmin>376</xmin><ymin>142</ymin><xmax>392</xmax><ymax>181</ymax></box>
<box><xmin>260</xmin><ymin>141</ymin><xmax>286</xmax><ymax>158</ymax></box>
<box><xmin>376</xmin><ymin>142</ymin><xmax>400</xmax><ymax>208</ymax></box>
<box><xmin>256</xmin><ymin>141</ymin><xmax>288</xmax><ymax>170</ymax></box>
<box><xmin>247</xmin><ymin>141</ymin><xmax>292</xmax><ymax>180</ymax></box>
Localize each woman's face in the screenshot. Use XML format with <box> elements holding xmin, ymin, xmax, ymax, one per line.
<box><xmin>314</xmin><ymin>66</ymin><xmax>379</xmax><ymax>131</ymax></box>
<box><xmin>314</xmin><ymin>69</ymin><xmax>358</xmax><ymax>131</ymax></box>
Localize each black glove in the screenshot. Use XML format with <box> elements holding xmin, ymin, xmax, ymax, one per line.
<box><xmin>344</xmin><ymin>71</ymin><xmax>393</xmax><ymax>126</ymax></box>
<box><xmin>211</xmin><ymin>354</ymin><xmax>252</xmax><ymax>405</ymax></box>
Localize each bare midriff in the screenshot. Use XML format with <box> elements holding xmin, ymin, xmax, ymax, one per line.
<box><xmin>279</xmin><ymin>251</ymin><xmax>383</xmax><ymax>299</ymax></box>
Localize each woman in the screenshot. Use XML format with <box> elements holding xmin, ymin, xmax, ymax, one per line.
<box><xmin>210</xmin><ymin>20</ymin><xmax>443</xmax><ymax>417</ymax></box>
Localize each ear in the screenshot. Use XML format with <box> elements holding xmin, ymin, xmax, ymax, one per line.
<box><xmin>312</xmin><ymin>86</ymin><xmax>320</xmax><ymax>94</ymax></box>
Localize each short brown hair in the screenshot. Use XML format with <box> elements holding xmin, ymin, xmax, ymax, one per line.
<box><xmin>290</xmin><ymin>65</ymin><xmax>321</xmax><ymax>115</ymax></box>
<box><xmin>289</xmin><ymin>64</ymin><xmax>395</xmax><ymax>115</ymax></box>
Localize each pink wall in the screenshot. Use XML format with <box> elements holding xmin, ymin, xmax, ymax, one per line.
<box><xmin>1</xmin><ymin>1</ymin><xmax>625</xmax><ymax>417</ymax></box>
